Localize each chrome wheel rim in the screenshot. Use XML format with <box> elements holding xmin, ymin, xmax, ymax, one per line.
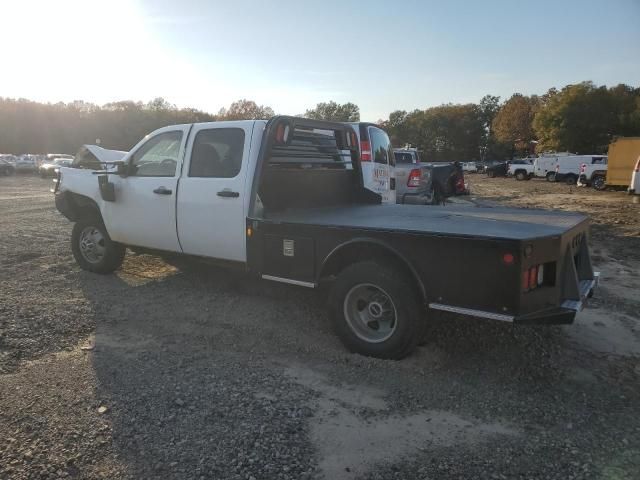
<box><xmin>79</xmin><ymin>226</ymin><xmax>106</xmax><ymax>264</ymax></box>
<box><xmin>343</xmin><ymin>283</ymin><xmax>397</xmax><ymax>343</ymax></box>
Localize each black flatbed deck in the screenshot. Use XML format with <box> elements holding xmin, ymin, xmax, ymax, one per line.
<box><xmin>264</xmin><ymin>204</ymin><xmax>588</xmax><ymax>241</ymax></box>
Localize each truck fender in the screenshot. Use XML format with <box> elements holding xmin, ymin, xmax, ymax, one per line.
<box><xmin>318</xmin><ymin>238</ymin><xmax>427</xmax><ymax>302</ymax></box>
<box><xmin>55</xmin><ymin>191</ymin><xmax>103</xmax><ymax>223</ymax></box>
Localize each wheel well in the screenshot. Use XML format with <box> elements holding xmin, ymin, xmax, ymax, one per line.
<box><xmin>64</xmin><ymin>192</ymin><xmax>103</xmax><ymax>222</ymax></box>
<box><xmin>319</xmin><ymin>241</ymin><xmax>426</xmax><ymax>301</ymax></box>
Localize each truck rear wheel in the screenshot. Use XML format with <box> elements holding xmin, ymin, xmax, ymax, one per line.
<box><xmin>592</xmin><ymin>175</ymin><xmax>606</xmax><ymax>191</ymax></box>
<box><xmin>546</xmin><ymin>172</ymin><xmax>556</xmax><ymax>182</ymax></box>
<box><xmin>515</xmin><ymin>171</ymin><xmax>527</xmax><ymax>181</ymax></box>
<box><xmin>328</xmin><ymin>261</ymin><xmax>424</xmax><ymax>359</ymax></box>
<box><xmin>71</xmin><ymin>218</ymin><xmax>126</xmax><ymax>274</ymax></box>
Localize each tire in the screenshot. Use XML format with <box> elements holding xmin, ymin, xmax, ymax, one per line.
<box><xmin>71</xmin><ymin>218</ymin><xmax>126</xmax><ymax>274</ymax></box>
<box><xmin>328</xmin><ymin>261</ymin><xmax>425</xmax><ymax>359</ymax></box>
<box><xmin>515</xmin><ymin>171</ymin><xmax>526</xmax><ymax>181</ymax></box>
<box><xmin>546</xmin><ymin>172</ymin><xmax>556</xmax><ymax>182</ymax></box>
<box><xmin>592</xmin><ymin>175</ymin><xmax>606</xmax><ymax>191</ymax></box>
<box><xmin>430</xmin><ymin>184</ymin><xmax>443</xmax><ymax>205</ymax></box>
<box><xmin>565</xmin><ymin>174</ymin><xmax>577</xmax><ymax>185</ymax></box>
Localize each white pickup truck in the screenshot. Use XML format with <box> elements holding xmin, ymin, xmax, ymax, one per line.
<box><xmin>507</xmin><ymin>159</ymin><xmax>535</xmax><ymax>181</ymax></box>
<box><xmin>54</xmin><ymin>117</ymin><xmax>599</xmax><ymax>359</ymax></box>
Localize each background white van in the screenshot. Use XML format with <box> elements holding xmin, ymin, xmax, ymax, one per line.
<box><xmin>348</xmin><ymin>122</ymin><xmax>396</xmax><ymax>204</ymax></box>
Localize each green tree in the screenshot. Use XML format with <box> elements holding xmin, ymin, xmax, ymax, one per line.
<box><xmin>304</xmin><ymin>101</ymin><xmax>360</xmax><ymax>122</ymax></box>
<box><xmin>492</xmin><ymin>94</ymin><xmax>539</xmax><ymax>151</ymax></box>
<box><xmin>533</xmin><ymin>82</ymin><xmax>620</xmax><ymax>153</ymax></box>
<box><xmin>478</xmin><ymin>95</ymin><xmax>501</xmax><ymax>135</ymax></box>
<box><xmin>217</xmin><ymin>99</ymin><xmax>275</xmax><ymax>120</ymax></box>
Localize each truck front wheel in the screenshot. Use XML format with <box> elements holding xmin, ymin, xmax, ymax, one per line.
<box><xmin>71</xmin><ymin>218</ymin><xmax>126</xmax><ymax>274</ymax></box>
<box><xmin>328</xmin><ymin>261</ymin><xmax>424</xmax><ymax>359</ymax></box>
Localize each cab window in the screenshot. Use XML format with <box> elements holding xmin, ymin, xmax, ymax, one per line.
<box><xmin>189</xmin><ymin>128</ymin><xmax>245</xmax><ymax>178</ymax></box>
<box><xmin>130</xmin><ymin>131</ymin><xmax>183</xmax><ymax>177</ymax></box>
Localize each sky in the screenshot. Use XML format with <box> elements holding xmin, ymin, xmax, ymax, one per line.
<box><xmin>2</xmin><ymin>0</ymin><xmax>639</xmax><ymax>121</ymax></box>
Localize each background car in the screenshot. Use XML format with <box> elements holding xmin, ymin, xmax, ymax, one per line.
<box><xmin>14</xmin><ymin>156</ymin><xmax>38</xmax><ymax>173</ymax></box>
<box><xmin>0</xmin><ymin>158</ymin><xmax>15</xmax><ymax>175</ymax></box>
<box><xmin>484</xmin><ymin>160</ymin><xmax>508</xmax><ymax>178</ymax></box>
<box><xmin>461</xmin><ymin>161</ymin><xmax>478</xmax><ymax>173</ymax></box>
<box><xmin>39</xmin><ymin>157</ymin><xmax>73</xmax><ymax>177</ymax></box>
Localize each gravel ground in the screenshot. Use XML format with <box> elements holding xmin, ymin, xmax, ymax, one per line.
<box><xmin>1</xmin><ymin>174</ymin><xmax>639</xmax><ymax>479</ymax></box>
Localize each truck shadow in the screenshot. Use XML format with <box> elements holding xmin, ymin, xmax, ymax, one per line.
<box><xmin>78</xmin><ymin>253</ymin><xmax>638</xmax><ymax>478</ymax></box>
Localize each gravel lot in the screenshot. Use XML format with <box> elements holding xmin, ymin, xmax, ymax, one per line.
<box><xmin>1</xmin><ymin>174</ymin><xmax>639</xmax><ymax>479</ymax></box>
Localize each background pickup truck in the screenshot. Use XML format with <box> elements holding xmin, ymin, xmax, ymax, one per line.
<box><xmin>507</xmin><ymin>159</ymin><xmax>535</xmax><ymax>180</ymax></box>
<box><xmin>54</xmin><ymin>117</ymin><xmax>599</xmax><ymax>359</ymax></box>
<box><xmin>393</xmin><ymin>148</ymin><xmax>464</xmax><ymax>204</ymax></box>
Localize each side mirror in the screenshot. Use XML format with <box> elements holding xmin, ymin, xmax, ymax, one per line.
<box><xmin>114</xmin><ymin>161</ymin><xmax>129</xmax><ymax>177</ymax></box>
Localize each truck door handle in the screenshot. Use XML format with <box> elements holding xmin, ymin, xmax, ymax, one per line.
<box><xmin>217</xmin><ymin>190</ymin><xmax>239</xmax><ymax>198</ymax></box>
<box><xmin>153</xmin><ymin>186</ymin><xmax>172</xmax><ymax>195</ymax></box>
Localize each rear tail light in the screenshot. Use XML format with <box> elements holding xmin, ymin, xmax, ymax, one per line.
<box><xmin>407</xmin><ymin>168</ymin><xmax>421</xmax><ymax>187</ymax></box>
<box><xmin>274</xmin><ymin>122</ymin><xmax>290</xmax><ymax>144</ymax></box>
<box><xmin>528</xmin><ymin>266</ymin><xmax>538</xmax><ymax>290</ymax></box>
<box><xmin>522</xmin><ymin>263</ymin><xmax>547</xmax><ymax>292</ymax></box>
<box><xmin>580</xmin><ymin>163</ymin><xmax>586</xmax><ymax>173</ymax></box>
<box><xmin>555</xmin><ymin>164</ymin><xmax>559</xmax><ymax>172</ymax></box>
<box><xmin>455</xmin><ymin>176</ymin><xmax>465</xmax><ymax>193</ymax></box>
<box><xmin>360</xmin><ymin>141</ymin><xmax>372</xmax><ymax>162</ymax></box>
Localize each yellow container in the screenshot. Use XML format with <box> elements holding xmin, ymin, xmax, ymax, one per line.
<box><xmin>606</xmin><ymin>137</ymin><xmax>640</xmax><ymax>187</ymax></box>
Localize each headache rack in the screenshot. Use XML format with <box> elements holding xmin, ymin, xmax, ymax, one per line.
<box><xmin>252</xmin><ymin>116</ymin><xmax>379</xmax><ymax>213</ymax></box>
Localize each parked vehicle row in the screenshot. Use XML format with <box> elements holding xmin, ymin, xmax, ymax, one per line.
<box><xmin>503</xmin><ymin>137</ymin><xmax>640</xmax><ymax>193</ymax></box>
<box><xmin>0</xmin><ymin>153</ymin><xmax>76</xmax><ymax>175</ymax></box>
<box><xmin>53</xmin><ymin>116</ymin><xmax>599</xmax><ymax>359</ymax></box>
<box><xmin>505</xmin><ymin>154</ymin><xmax>609</xmax><ymax>185</ymax></box>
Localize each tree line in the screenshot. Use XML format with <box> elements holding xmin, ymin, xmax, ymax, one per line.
<box><xmin>381</xmin><ymin>82</ymin><xmax>640</xmax><ymax>161</ymax></box>
<box><xmin>1</xmin><ymin>82</ymin><xmax>638</xmax><ymax>159</ymax></box>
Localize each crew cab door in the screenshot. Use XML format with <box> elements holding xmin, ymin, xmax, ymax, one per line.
<box><xmin>102</xmin><ymin>126</ymin><xmax>190</xmax><ymax>252</ymax></box>
<box><xmin>176</xmin><ymin>122</ymin><xmax>255</xmax><ymax>262</ymax></box>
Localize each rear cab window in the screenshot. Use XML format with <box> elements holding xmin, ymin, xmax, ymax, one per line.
<box><xmin>394</xmin><ymin>152</ymin><xmax>415</xmax><ymax>164</ymax></box>
<box><xmin>189</xmin><ymin>128</ymin><xmax>245</xmax><ymax>178</ymax></box>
